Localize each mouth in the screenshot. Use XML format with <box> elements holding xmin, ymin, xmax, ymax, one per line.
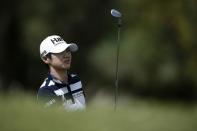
<box><xmin>64</xmin><ymin>59</ymin><xmax>71</xmax><ymax>64</ymax></box>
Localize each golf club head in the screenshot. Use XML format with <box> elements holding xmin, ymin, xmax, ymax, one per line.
<box><xmin>111</xmin><ymin>9</ymin><xmax>122</xmax><ymax>18</ymax></box>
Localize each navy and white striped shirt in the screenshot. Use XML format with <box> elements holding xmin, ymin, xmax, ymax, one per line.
<box><xmin>37</xmin><ymin>73</ymin><xmax>86</xmax><ymax>110</ymax></box>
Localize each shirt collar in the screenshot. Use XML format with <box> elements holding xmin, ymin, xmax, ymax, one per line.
<box><xmin>47</xmin><ymin>73</ymin><xmax>71</xmax><ymax>85</ymax></box>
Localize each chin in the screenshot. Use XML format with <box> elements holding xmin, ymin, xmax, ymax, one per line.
<box><xmin>62</xmin><ymin>64</ymin><xmax>70</xmax><ymax>69</ymax></box>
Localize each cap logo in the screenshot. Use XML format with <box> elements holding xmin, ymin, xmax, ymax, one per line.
<box><xmin>50</xmin><ymin>37</ymin><xmax>64</xmax><ymax>46</ymax></box>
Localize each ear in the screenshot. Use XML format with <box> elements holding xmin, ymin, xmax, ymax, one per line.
<box><xmin>41</xmin><ymin>56</ymin><xmax>51</xmax><ymax>64</ymax></box>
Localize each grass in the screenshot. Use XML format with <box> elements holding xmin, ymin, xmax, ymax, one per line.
<box><xmin>0</xmin><ymin>91</ymin><xmax>197</xmax><ymax>131</ymax></box>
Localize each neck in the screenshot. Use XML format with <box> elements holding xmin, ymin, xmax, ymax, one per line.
<box><xmin>50</xmin><ymin>68</ymin><xmax>68</xmax><ymax>83</ymax></box>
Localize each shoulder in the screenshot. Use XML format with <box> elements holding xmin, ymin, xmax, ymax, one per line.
<box><xmin>69</xmin><ymin>74</ymin><xmax>84</xmax><ymax>92</ymax></box>
<box><xmin>69</xmin><ymin>74</ymin><xmax>81</xmax><ymax>84</ymax></box>
<box><xmin>37</xmin><ymin>86</ymin><xmax>55</xmax><ymax>98</ymax></box>
<box><xmin>40</xmin><ymin>77</ymin><xmax>55</xmax><ymax>88</ymax></box>
<box><xmin>37</xmin><ymin>78</ymin><xmax>56</xmax><ymax>98</ymax></box>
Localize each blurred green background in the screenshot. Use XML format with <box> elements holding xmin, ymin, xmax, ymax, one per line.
<box><xmin>1</xmin><ymin>0</ymin><xmax>196</xmax><ymax>100</ymax></box>
<box><xmin>0</xmin><ymin>0</ymin><xmax>197</xmax><ymax>130</ymax></box>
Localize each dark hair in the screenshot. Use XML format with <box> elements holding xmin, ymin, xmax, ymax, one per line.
<box><xmin>43</xmin><ymin>53</ymin><xmax>51</xmax><ymax>69</ymax></box>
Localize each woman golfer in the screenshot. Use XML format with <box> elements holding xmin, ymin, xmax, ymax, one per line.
<box><xmin>37</xmin><ymin>35</ymin><xmax>86</xmax><ymax>111</ymax></box>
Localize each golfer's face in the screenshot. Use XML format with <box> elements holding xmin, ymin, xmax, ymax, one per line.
<box><xmin>50</xmin><ymin>49</ymin><xmax>72</xmax><ymax>70</ymax></box>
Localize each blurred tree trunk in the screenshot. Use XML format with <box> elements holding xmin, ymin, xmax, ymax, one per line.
<box><xmin>0</xmin><ymin>0</ymin><xmax>27</xmax><ymax>91</ymax></box>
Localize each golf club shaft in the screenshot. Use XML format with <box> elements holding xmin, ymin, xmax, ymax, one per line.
<box><xmin>114</xmin><ymin>19</ymin><xmax>121</xmax><ymax>111</ymax></box>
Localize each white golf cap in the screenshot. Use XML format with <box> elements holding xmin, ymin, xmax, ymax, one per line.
<box><xmin>40</xmin><ymin>35</ymin><xmax>78</xmax><ymax>57</ymax></box>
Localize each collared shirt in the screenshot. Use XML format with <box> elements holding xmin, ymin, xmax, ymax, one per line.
<box><xmin>37</xmin><ymin>73</ymin><xmax>86</xmax><ymax>111</ymax></box>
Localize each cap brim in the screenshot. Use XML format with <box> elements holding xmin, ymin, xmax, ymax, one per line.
<box><xmin>68</xmin><ymin>43</ymin><xmax>78</xmax><ymax>52</ymax></box>
<box><xmin>50</xmin><ymin>43</ymin><xmax>78</xmax><ymax>53</ymax></box>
